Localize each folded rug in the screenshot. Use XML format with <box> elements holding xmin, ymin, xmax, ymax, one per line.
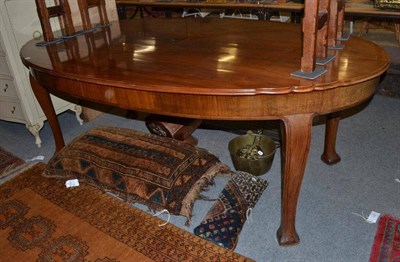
<box><xmin>369</xmin><ymin>214</ymin><xmax>400</xmax><ymax>262</ymax></box>
<box><xmin>193</xmin><ymin>171</ymin><xmax>268</xmax><ymax>250</ymax></box>
<box><xmin>44</xmin><ymin>126</ymin><xmax>233</xmax><ymax>225</ymax></box>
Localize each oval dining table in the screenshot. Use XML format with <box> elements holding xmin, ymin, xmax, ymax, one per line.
<box><xmin>20</xmin><ymin>17</ymin><xmax>390</xmax><ymax>246</ymax></box>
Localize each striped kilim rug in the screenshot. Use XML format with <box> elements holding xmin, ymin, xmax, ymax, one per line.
<box><xmin>0</xmin><ymin>147</ymin><xmax>27</xmax><ymax>180</ymax></box>
<box><xmin>369</xmin><ymin>215</ymin><xmax>400</xmax><ymax>262</ymax></box>
<box><xmin>0</xmin><ymin>163</ymin><xmax>253</xmax><ymax>261</ymax></box>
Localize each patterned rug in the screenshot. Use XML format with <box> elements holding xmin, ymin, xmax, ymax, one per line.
<box><xmin>0</xmin><ymin>147</ymin><xmax>27</xmax><ymax>180</ymax></box>
<box><xmin>369</xmin><ymin>215</ymin><xmax>400</xmax><ymax>262</ymax></box>
<box><xmin>0</xmin><ymin>163</ymin><xmax>253</xmax><ymax>261</ymax></box>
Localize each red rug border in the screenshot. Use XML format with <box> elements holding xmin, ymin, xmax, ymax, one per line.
<box><xmin>369</xmin><ymin>214</ymin><xmax>400</xmax><ymax>262</ymax></box>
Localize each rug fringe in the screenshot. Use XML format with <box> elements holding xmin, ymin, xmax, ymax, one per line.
<box><xmin>180</xmin><ymin>162</ymin><xmax>231</xmax><ymax>226</ymax></box>
<box><xmin>0</xmin><ymin>162</ymin><xmax>31</xmax><ymax>185</ymax></box>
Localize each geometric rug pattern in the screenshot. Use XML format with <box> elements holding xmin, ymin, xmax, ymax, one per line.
<box><xmin>0</xmin><ymin>163</ymin><xmax>253</xmax><ymax>261</ymax></box>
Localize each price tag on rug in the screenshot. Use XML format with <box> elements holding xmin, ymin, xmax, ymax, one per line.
<box><xmin>25</xmin><ymin>155</ymin><xmax>45</xmax><ymax>162</ymax></box>
<box><xmin>65</xmin><ymin>179</ymin><xmax>80</xmax><ymax>188</ymax></box>
<box><xmin>367</xmin><ymin>211</ymin><xmax>381</xmax><ymax>223</ymax></box>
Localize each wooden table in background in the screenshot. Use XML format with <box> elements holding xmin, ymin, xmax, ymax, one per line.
<box><xmin>345</xmin><ymin>2</ymin><xmax>400</xmax><ymax>44</ymax></box>
<box><xmin>115</xmin><ymin>0</ymin><xmax>400</xmax><ymax>44</ymax></box>
<box><xmin>116</xmin><ymin>0</ymin><xmax>304</xmax><ymax>20</ymax></box>
<box><xmin>116</xmin><ymin>0</ymin><xmax>400</xmax><ymax>19</ymax></box>
<box><xmin>21</xmin><ymin>18</ymin><xmax>390</xmax><ymax>246</ymax></box>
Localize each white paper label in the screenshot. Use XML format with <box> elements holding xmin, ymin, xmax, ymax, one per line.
<box><xmin>26</xmin><ymin>155</ymin><xmax>45</xmax><ymax>162</ymax></box>
<box><xmin>366</xmin><ymin>211</ymin><xmax>381</xmax><ymax>223</ymax></box>
<box><xmin>65</xmin><ymin>179</ymin><xmax>80</xmax><ymax>188</ymax></box>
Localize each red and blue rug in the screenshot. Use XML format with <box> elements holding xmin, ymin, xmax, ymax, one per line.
<box><xmin>369</xmin><ymin>215</ymin><xmax>400</xmax><ymax>262</ymax></box>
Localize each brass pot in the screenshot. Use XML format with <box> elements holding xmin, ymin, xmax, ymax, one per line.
<box><xmin>228</xmin><ymin>131</ymin><xmax>277</xmax><ymax>176</ymax></box>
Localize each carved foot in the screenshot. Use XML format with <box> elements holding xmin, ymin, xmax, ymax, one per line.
<box><xmin>73</xmin><ymin>105</ymin><xmax>84</xmax><ymax>125</ymax></box>
<box><xmin>277</xmin><ymin>227</ymin><xmax>300</xmax><ymax>246</ymax></box>
<box><xmin>321</xmin><ymin>151</ymin><xmax>341</xmax><ymax>165</ymax></box>
<box><xmin>26</xmin><ymin>123</ymin><xmax>44</xmax><ymax>148</ymax></box>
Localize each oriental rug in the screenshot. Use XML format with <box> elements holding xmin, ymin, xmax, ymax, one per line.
<box><xmin>0</xmin><ymin>163</ymin><xmax>252</xmax><ymax>262</ymax></box>
<box><xmin>0</xmin><ymin>147</ymin><xmax>27</xmax><ymax>180</ymax></box>
<box><xmin>369</xmin><ymin>214</ymin><xmax>400</xmax><ymax>262</ymax></box>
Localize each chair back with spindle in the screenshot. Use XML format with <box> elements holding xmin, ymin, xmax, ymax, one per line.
<box><xmin>292</xmin><ymin>0</ymin><xmax>348</xmax><ymax>79</ymax></box>
<box><xmin>328</xmin><ymin>0</ymin><xmax>346</xmax><ymax>48</ymax></box>
<box><xmin>35</xmin><ymin>0</ymin><xmax>75</xmax><ymax>42</ymax></box>
<box><xmin>301</xmin><ymin>0</ymin><xmax>330</xmax><ymax>73</ymax></box>
<box><xmin>78</xmin><ymin>0</ymin><xmax>109</xmax><ymax>30</ymax></box>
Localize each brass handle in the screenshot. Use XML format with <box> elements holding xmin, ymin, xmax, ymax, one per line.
<box><xmin>32</xmin><ymin>30</ymin><xmax>42</xmax><ymax>40</ymax></box>
<box><xmin>4</xmin><ymin>84</ymin><xmax>8</xmax><ymax>92</ymax></box>
<box><xmin>11</xmin><ymin>106</ymin><xmax>15</xmax><ymax>114</ymax></box>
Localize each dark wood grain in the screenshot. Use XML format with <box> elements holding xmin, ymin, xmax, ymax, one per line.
<box><xmin>21</xmin><ymin>18</ymin><xmax>390</xmax><ymax>246</ymax></box>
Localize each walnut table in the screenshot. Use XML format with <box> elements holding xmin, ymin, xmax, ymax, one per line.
<box><xmin>20</xmin><ymin>18</ymin><xmax>390</xmax><ymax>246</ymax></box>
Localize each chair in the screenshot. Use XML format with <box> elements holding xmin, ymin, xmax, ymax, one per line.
<box><xmin>315</xmin><ymin>0</ymin><xmax>330</xmax><ymax>64</ymax></box>
<box><xmin>35</xmin><ymin>0</ymin><xmax>75</xmax><ymax>42</ymax></box>
<box><xmin>328</xmin><ymin>0</ymin><xmax>347</xmax><ymax>49</ymax></box>
<box><xmin>291</xmin><ymin>0</ymin><xmax>349</xmax><ymax>79</ymax></box>
<box><xmin>77</xmin><ymin>0</ymin><xmax>109</xmax><ymax>30</ymax></box>
<box><xmin>291</xmin><ymin>0</ymin><xmax>331</xmax><ymax>79</ymax></box>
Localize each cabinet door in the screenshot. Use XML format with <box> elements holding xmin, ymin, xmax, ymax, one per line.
<box><xmin>0</xmin><ymin>100</ymin><xmax>24</xmax><ymax>122</ymax></box>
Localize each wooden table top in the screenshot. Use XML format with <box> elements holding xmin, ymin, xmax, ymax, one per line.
<box><xmin>21</xmin><ymin>18</ymin><xmax>390</xmax><ymax>96</ymax></box>
<box><xmin>21</xmin><ymin>18</ymin><xmax>391</xmax><ymax>246</ymax></box>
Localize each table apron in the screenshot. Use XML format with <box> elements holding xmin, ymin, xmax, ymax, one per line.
<box><xmin>32</xmin><ymin>70</ymin><xmax>380</xmax><ymax>120</ymax></box>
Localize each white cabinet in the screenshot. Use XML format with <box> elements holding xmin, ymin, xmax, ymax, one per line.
<box><xmin>0</xmin><ymin>0</ymin><xmax>118</xmax><ymax>147</ymax></box>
